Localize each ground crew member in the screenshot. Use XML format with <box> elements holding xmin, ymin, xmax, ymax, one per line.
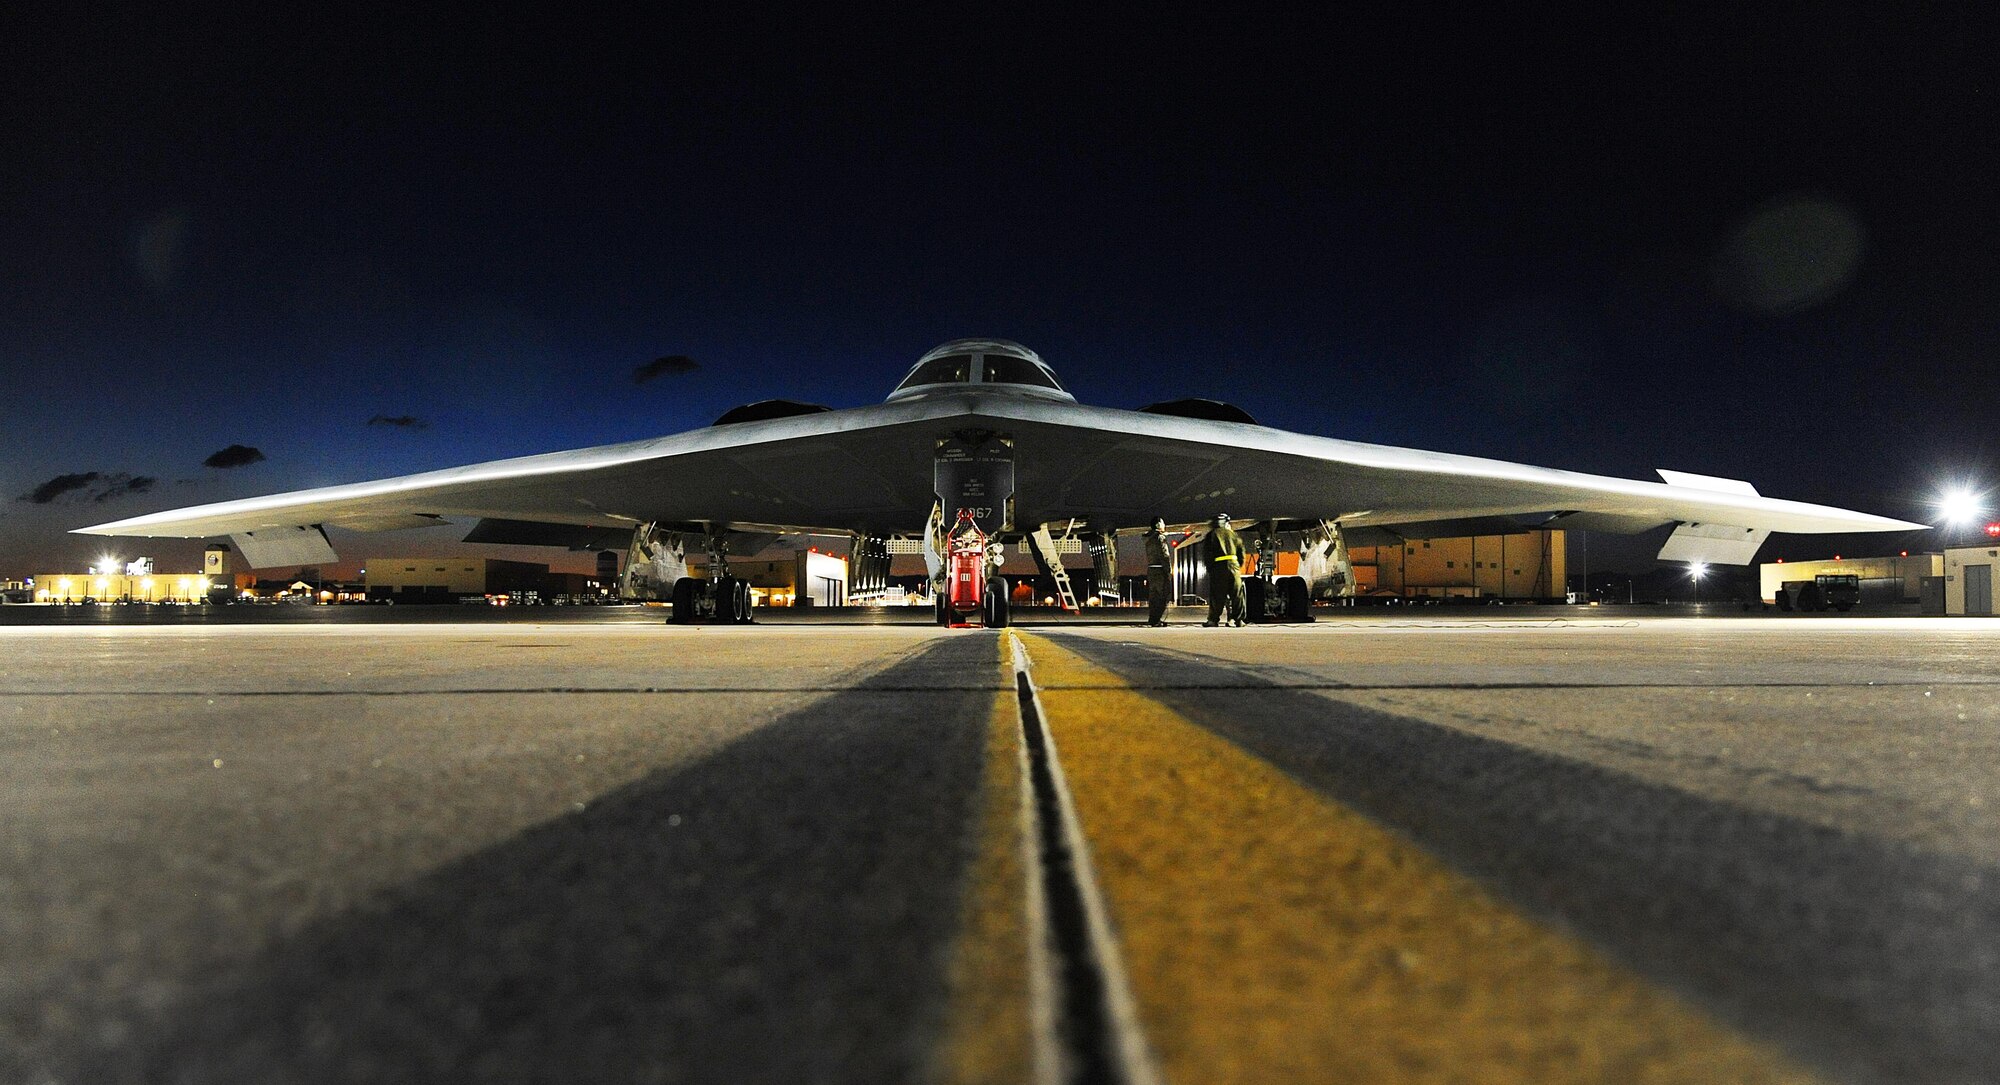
<box><xmin>1203</xmin><ymin>512</ymin><xmax>1247</xmax><ymax>627</ymax></box>
<box><xmin>1144</xmin><ymin>517</ymin><xmax>1174</xmax><ymax>626</ymax></box>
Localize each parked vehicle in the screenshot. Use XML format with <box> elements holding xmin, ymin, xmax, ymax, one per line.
<box><xmin>1775</xmin><ymin>573</ymin><xmax>1860</xmax><ymax>612</ymax></box>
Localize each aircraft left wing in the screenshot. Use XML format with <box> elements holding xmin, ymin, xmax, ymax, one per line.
<box><xmin>74</xmin><ymin>397</ymin><xmax>998</xmax><ymax>557</ymax></box>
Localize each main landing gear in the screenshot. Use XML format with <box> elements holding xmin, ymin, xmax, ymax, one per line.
<box><xmin>1245</xmin><ymin>575</ymin><xmax>1312</xmax><ymax>623</ymax></box>
<box><xmin>669</xmin><ymin>576</ymin><xmax>754</xmax><ymax>624</ymax></box>
<box><xmin>669</xmin><ymin>531</ymin><xmax>755</xmax><ymax>624</ymax></box>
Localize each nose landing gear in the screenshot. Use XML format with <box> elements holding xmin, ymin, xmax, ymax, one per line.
<box><xmin>942</xmin><ymin>508</ymin><xmax>1008</xmax><ymax>628</ymax></box>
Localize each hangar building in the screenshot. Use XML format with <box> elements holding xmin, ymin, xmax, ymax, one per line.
<box><xmin>1348</xmin><ymin>529</ymin><xmax>1568</xmax><ymax>601</ymax></box>
<box><xmin>31</xmin><ymin>569</ymin><xmax>221</xmax><ymax>604</ymax></box>
<box><xmin>689</xmin><ymin>550</ymin><xmax>851</xmax><ymax>607</ymax></box>
<box><xmin>362</xmin><ymin>558</ymin><xmax>612</xmax><ymax>603</ymax></box>
<box><xmin>1757</xmin><ymin>553</ymin><xmax>1941</xmax><ymax>606</ymax></box>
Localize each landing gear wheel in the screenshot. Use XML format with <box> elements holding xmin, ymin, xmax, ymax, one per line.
<box><xmin>984</xmin><ymin>575</ymin><xmax>1010</xmax><ymax>628</ymax></box>
<box><xmin>670</xmin><ymin>577</ymin><xmax>701</xmax><ymax>624</ymax></box>
<box><xmin>733</xmin><ymin>579</ymin><xmax>754</xmax><ymax>622</ymax></box>
<box><xmin>1279</xmin><ymin>575</ymin><xmax>1311</xmax><ymax>622</ymax></box>
<box><xmin>714</xmin><ymin>576</ymin><xmax>742</xmax><ymax>623</ymax></box>
<box><xmin>1244</xmin><ymin>577</ymin><xmax>1269</xmax><ymax>624</ymax></box>
<box><xmin>935</xmin><ymin>590</ymin><xmax>951</xmax><ymax>625</ymax></box>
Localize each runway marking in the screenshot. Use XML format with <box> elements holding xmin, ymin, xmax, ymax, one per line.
<box><xmin>934</xmin><ymin>639</ymin><xmax>1039</xmax><ymax>1085</ymax></box>
<box><xmin>1014</xmin><ymin>632</ymin><xmax>1822</xmax><ymax>1085</ymax></box>
<box><xmin>1026</xmin><ymin>679</ymin><xmax>2000</xmax><ymax>691</ymax></box>
<box><xmin>1009</xmin><ymin>633</ymin><xmax>1165</xmax><ymax>1085</ymax></box>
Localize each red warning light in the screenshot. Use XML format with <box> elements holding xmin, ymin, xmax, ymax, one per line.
<box><xmin>1901</xmin><ymin>551</ymin><xmax>1909</xmax><ymax>557</ymax></box>
<box><xmin>1986</xmin><ymin>522</ymin><xmax>2000</xmax><ymax>538</ymax></box>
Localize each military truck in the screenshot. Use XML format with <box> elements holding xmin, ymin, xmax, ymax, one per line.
<box><xmin>1775</xmin><ymin>573</ymin><xmax>1860</xmax><ymax>612</ymax></box>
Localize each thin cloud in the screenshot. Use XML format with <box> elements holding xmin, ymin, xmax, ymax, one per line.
<box><xmin>203</xmin><ymin>444</ymin><xmax>267</xmax><ymax>469</ymax></box>
<box><xmin>367</xmin><ymin>414</ymin><xmax>429</xmax><ymax>429</ymax></box>
<box><xmin>95</xmin><ymin>475</ymin><xmax>157</xmax><ymax>502</ymax></box>
<box><xmin>15</xmin><ymin>472</ymin><xmax>158</xmax><ymax>505</ymax></box>
<box><xmin>633</xmin><ymin>355</ymin><xmax>699</xmax><ymax>384</ymax></box>
<box><xmin>18</xmin><ymin>472</ymin><xmax>101</xmax><ymax>504</ymax></box>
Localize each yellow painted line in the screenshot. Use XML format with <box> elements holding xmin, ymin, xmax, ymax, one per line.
<box><xmin>1016</xmin><ymin>632</ymin><xmax>1822</xmax><ymax>1085</ymax></box>
<box><xmin>932</xmin><ymin>636</ymin><xmax>1039</xmax><ymax>1085</ymax></box>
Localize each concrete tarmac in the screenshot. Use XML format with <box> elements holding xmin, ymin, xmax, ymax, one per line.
<box><xmin>2</xmin><ymin>613</ymin><xmax>1996</xmax><ymax>1083</ymax></box>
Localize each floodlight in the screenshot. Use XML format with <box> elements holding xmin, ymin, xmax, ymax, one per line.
<box><xmin>1937</xmin><ymin>487</ymin><xmax>1984</xmax><ymax>526</ymax></box>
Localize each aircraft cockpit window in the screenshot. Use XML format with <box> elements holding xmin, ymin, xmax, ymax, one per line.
<box><xmin>979</xmin><ymin>354</ymin><xmax>1061</xmax><ymax>389</ymax></box>
<box><xmin>897</xmin><ymin>354</ymin><xmax>974</xmax><ymax>390</ymax></box>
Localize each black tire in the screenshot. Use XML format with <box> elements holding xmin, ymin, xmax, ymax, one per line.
<box><xmin>936</xmin><ymin>590</ymin><xmax>951</xmax><ymax>625</ymax></box>
<box><xmin>670</xmin><ymin>577</ymin><xmax>700</xmax><ymax>623</ymax></box>
<box><xmin>714</xmin><ymin>576</ymin><xmax>741</xmax><ymax>623</ymax></box>
<box><xmin>1280</xmin><ymin>576</ymin><xmax>1310</xmax><ymax>622</ymax></box>
<box><xmin>734</xmin><ymin>580</ymin><xmax>754</xmax><ymax>622</ymax></box>
<box><xmin>1797</xmin><ymin>584</ymin><xmax>1822</xmax><ymax>612</ymax></box>
<box><xmin>985</xmin><ymin>575</ymin><xmax>1010</xmax><ymax>628</ymax></box>
<box><xmin>1244</xmin><ymin>577</ymin><xmax>1268</xmax><ymax>623</ymax></box>
<box><xmin>1834</xmin><ymin>602</ymin><xmax>1852</xmax><ymax>613</ymax></box>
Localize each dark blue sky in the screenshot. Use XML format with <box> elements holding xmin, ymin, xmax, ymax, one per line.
<box><xmin>3</xmin><ymin>13</ymin><xmax>1991</xmax><ymax>573</ymax></box>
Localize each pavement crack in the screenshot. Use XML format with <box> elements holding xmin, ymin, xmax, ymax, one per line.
<box><xmin>1010</xmin><ymin>635</ymin><xmax>1160</xmax><ymax>1085</ymax></box>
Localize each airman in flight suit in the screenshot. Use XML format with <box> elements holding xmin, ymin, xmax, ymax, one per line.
<box><xmin>1202</xmin><ymin>513</ymin><xmax>1247</xmax><ymax>627</ymax></box>
<box><xmin>1144</xmin><ymin>518</ymin><xmax>1174</xmax><ymax>626</ymax></box>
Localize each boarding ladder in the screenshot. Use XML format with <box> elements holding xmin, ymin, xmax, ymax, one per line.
<box><xmin>1028</xmin><ymin>522</ymin><xmax>1081</xmax><ymax>613</ymax></box>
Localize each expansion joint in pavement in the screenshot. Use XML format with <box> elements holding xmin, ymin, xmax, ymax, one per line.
<box><xmin>1009</xmin><ymin>633</ymin><xmax>1163</xmax><ymax>1085</ymax></box>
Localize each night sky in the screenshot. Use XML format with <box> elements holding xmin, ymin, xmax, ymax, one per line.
<box><xmin>3</xmin><ymin>13</ymin><xmax>1992</xmax><ymax>577</ymax></box>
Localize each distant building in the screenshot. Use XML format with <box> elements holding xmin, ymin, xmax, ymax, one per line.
<box><xmin>688</xmin><ymin>550</ymin><xmax>850</xmax><ymax>607</ymax></box>
<box><xmin>1757</xmin><ymin>553</ymin><xmax>1940</xmax><ymax>605</ymax></box>
<box><xmin>360</xmin><ymin>557</ymin><xmax>616</xmax><ymax>603</ymax></box>
<box><xmin>363</xmin><ymin>557</ymin><xmax>555</xmax><ymax>602</ymax></box>
<box><xmin>250</xmin><ymin>578</ymin><xmax>372</xmax><ymax>604</ymax></box>
<box><xmin>1349</xmin><ymin>529</ymin><xmax>1568</xmax><ymax>601</ymax></box>
<box><xmin>31</xmin><ymin>570</ymin><xmax>220</xmax><ymax>604</ymax></box>
<box><xmin>1943</xmin><ymin>546</ymin><xmax>2000</xmax><ymax>616</ymax></box>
